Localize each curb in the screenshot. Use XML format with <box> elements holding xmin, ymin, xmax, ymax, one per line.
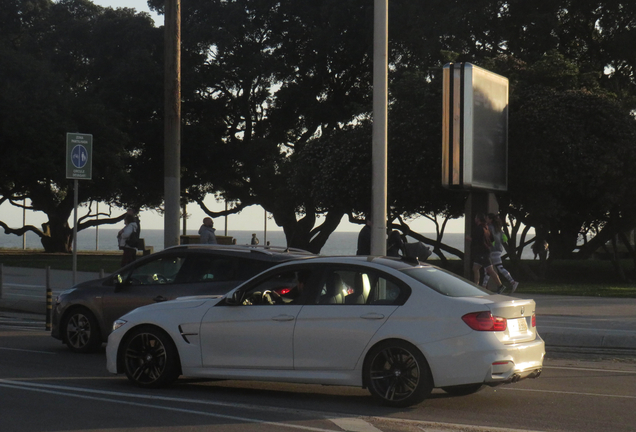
<box><xmin>541</xmin><ymin>331</ymin><xmax>636</xmax><ymax>351</ymax></box>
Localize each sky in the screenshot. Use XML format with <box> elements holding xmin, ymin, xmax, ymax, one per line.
<box><xmin>92</xmin><ymin>0</ymin><xmax>161</xmax><ymax>25</ymax></box>
<box><xmin>0</xmin><ymin>1</ymin><xmax>463</xmax><ymax>236</ymax></box>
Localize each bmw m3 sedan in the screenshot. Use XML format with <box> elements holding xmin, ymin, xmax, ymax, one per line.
<box><xmin>106</xmin><ymin>256</ymin><xmax>544</xmax><ymax>407</ymax></box>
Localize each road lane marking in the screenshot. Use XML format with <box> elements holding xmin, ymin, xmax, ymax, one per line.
<box><xmin>0</xmin><ymin>380</ymin><xmax>544</xmax><ymax>432</ymax></box>
<box><xmin>544</xmin><ymin>366</ymin><xmax>636</xmax><ymax>374</ymax></box>
<box><xmin>330</xmin><ymin>418</ymin><xmax>382</xmax><ymax>432</ymax></box>
<box><xmin>8</xmin><ymin>376</ymin><xmax>635</xmax><ymax>429</ymax></box>
<box><xmin>0</xmin><ymin>379</ymin><xmax>341</xmax><ymax>432</ymax></box>
<box><xmin>0</xmin><ymin>347</ymin><xmax>55</xmax><ymax>354</ymax></box>
<box><xmin>500</xmin><ymin>387</ymin><xmax>636</xmax><ymax>399</ymax></box>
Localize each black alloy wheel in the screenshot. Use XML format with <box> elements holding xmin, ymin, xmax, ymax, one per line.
<box><xmin>122</xmin><ymin>326</ymin><xmax>180</xmax><ymax>388</ymax></box>
<box><xmin>62</xmin><ymin>308</ymin><xmax>101</xmax><ymax>353</ymax></box>
<box><xmin>364</xmin><ymin>340</ymin><xmax>433</xmax><ymax>407</ymax></box>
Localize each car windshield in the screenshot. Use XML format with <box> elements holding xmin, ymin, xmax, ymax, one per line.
<box><xmin>401</xmin><ymin>266</ymin><xmax>492</xmax><ymax>297</ymax></box>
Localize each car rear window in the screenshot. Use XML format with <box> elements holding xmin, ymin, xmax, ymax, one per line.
<box><xmin>401</xmin><ymin>267</ymin><xmax>492</xmax><ymax>297</ymax></box>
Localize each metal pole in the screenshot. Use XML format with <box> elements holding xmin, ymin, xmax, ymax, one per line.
<box><xmin>95</xmin><ymin>202</ymin><xmax>99</xmax><ymax>251</ymax></box>
<box><xmin>264</xmin><ymin>209</ymin><xmax>267</xmax><ymax>246</ymax></box>
<box><xmin>0</xmin><ymin>263</ymin><xmax>3</xmax><ymax>299</ymax></box>
<box><xmin>371</xmin><ymin>0</ymin><xmax>388</xmax><ymax>256</ymax></box>
<box><xmin>46</xmin><ymin>266</ymin><xmax>52</xmax><ymax>331</ymax></box>
<box><xmin>73</xmin><ymin>179</ymin><xmax>78</xmax><ymax>285</ymax></box>
<box><xmin>182</xmin><ymin>201</ymin><xmax>187</xmax><ymax>235</ymax></box>
<box><xmin>23</xmin><ymin>199</ymin><xmax>26</xmax><ymax>249</ymax></box>
<box><xmin>164</xmin><ymin>0</ymin><xmax>181</xmax><ymax>248</ymax></box>
<box><xmin>225</xmin><ymin>201</ymin><xmax>228</xmax><ymax>236</ymax></box>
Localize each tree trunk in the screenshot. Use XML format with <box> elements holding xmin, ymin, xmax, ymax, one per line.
<box><xmin>41</xmin><ymin>213</ymin><xmax>73</xmax><ymax>253</ymax></box>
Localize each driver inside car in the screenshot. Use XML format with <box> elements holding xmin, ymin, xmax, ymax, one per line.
<box><xmin>265</xmin><ymin>270</ymin><xmax>310</xmax><ymax>304</ymax></box>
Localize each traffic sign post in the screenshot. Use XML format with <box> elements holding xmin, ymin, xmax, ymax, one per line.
<box><xmin>66</xmin><ymin>133</ymin><xmax>93</xmax><ymax>284</ymax></box>
<box><xmin>66</xmin><ymin>133</ymin><xmax>93</xmax><ymax>180</ymax></box>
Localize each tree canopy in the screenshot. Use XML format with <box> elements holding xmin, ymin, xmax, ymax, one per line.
<box><xmin>2</xmin><ymin>0</ymin><xmax>636</xmax><ymax>265</ymax></box>
<box><xmin>0</xmin><ymin>0</ymin><xmax>163</xmax><ymax>251</ymax></box>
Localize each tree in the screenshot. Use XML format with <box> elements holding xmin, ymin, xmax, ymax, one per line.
<box><xmin>0</xmin><ymin>0</ymin><xmax>164</xmax><ymax>252</ymax></box>
<box><xmin>154</xmin><ymin>0</ymin><xmax>375</xmax><ymax>252</ymax></box>
<box><xmin>504</xmin><ymin>53</ymin><xmax>636</xmax><ymax>262</ymax></box>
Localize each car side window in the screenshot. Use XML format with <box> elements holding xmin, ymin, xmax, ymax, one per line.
<box><xmin>313</xmin><ymin>268</ymin><xmax>407</xmax><ymax>306</ymax></box>
<box><xmin>122</xmin><ymin>256</ymin><xmax>186</xmax><ymax>285</ymax></box>
<box><xmin>240</xmin><ymin>269</ymin><xmax>314</xmax><ymax>306</ymax></box>
<box><xmin>315</xmin><ymin>270</ymin><xmax>355</xmax><ymax>304</ymax></box>
<box><xmin>367</xmin><ymin>275</ymin><xmax>408</xmax><ymax>305</ymax></box>
<box><xmin>178</xmin><ymin>256</ymin><xmax>235</xmax><ymax>283</ymax></box>
<box><xmin>235</xmin><ymin>258</ymin><xmax>272</xmax><ymax>280</ymax></box>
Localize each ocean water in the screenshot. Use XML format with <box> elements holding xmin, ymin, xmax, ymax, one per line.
<box><xmin>0</xmin><ymin>228</ymin><xmax>535</xmax><ymax>259</ymax></box>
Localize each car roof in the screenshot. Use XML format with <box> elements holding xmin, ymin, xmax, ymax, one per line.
<box><xmin>160</xmin><ymin>244</ymin><xmax>316</xmax><ymax>262</ymax></box>
<box><xmin>260</xmin><ymin>255</ymin><xmax>427</xmax><ymax>269</ymax></box>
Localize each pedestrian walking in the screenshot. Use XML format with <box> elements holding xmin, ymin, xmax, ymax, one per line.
<box><xmin>251</xmin><ymin>233</ymin><xmax>260</xmax><ymax>245</ymax></box>
<box><xmin>198</xmin><ymin>217</ymin><xmax>217</xmax><ymax>244</ymax></box>
<box><xmin>483</xmin><ymin>213</ymin><xmax>519</xmax><ymax>294</ymax></box>
<box><xmin>117</xmin><ymin>213</ymin><xmax>139</xmax><ymax>267</ymax></box>
<box><xmin>532</xmin><ymin>237</ymin><xmax>549</xmax><ymax>260</ymax></box>
<box><xmin>467</xmin><ymin>213</ymin><xmax>503</xmax><ymax>292</ymax></box>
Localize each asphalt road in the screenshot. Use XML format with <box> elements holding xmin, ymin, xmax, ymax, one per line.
<box><xmin>1</xmin><ymin>321</ymin><xmax>635</xmax><ymax>432</ymax></box>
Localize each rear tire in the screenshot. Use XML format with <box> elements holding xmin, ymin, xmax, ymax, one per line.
<box><xmin>441</xmin><ymin>383</ymin><xmax>484</xmax><ymax>396</ymax></box>
<box><xmin>364</xmin><ymin>340</ymin><xmax>433</xmax><ymax>407</ymax></box>
<box><xmin>122</xmin><ymin>326</ymin><xmax>181</xmax><ymax>388</ymax></box>
<box><xmin>62</xmin><ymin>308</ymin><xmax>101</xmax><ymax>353</ymax></box>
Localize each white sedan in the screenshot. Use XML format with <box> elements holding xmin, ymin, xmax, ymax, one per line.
<box><xmin>106</xmin><ymin>256</ymin><xmax>544</xmax><ymax>407</ymax></box>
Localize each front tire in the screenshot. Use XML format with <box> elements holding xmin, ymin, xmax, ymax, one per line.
<box><xmin>364</xmin><ymin>340</ymin><xmax>433</xmax><ymax>407</ymax></box>
<box><xmin>122</xmin><ymin>326</ymin><xmax>181</xmax><ymax>388</ymax></box>
<box><xmin>62</xmin><ymin>308</ymin><xmax>101</xmax><ymax>353</ymax></box>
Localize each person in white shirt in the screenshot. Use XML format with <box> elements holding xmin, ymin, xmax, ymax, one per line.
<box><xmin>198</xmin><ymin>217</ymin><xmax>218</xmax><ymax>244</ymax></box>
<box><xmin>117</xmin><ymin>213</ymin><xmax>139</xmax><ymax>267</ymax></box>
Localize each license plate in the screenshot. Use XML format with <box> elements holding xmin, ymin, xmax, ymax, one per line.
<box><xmin>508</xmin><ymin>318</ymin><xmax>528</xmax><ymax>335</ymax></box>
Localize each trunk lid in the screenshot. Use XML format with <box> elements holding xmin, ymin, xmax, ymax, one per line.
<box><xmin>488</xmin><ymin>298</ymin><xmax>537</xmax><ymax>344</ymax></box>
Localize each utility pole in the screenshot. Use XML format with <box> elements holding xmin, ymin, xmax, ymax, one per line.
<box><xmin>371</xmin><ymin>0</ymin><xmax>388</xmax><ymax>256</ymax></box>
<box><xmin>164</xmin><ymin>0</ymin><xmax>181</xmax><ymax>248</ymax></box>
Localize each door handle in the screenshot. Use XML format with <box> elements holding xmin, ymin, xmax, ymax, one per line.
<box><xmin>272</xmin><ymin>315</ymin><xmax>295</xmax><ymax>322</ymax></box>
<box><xmin>360</xmin><ymin>313</ymin><xmax>385</xmax><ymax>320</ymax></box>
<box><xmin>153</xmin><ymin>296</ymin><xmax>168</xmax><ymax>302</ymax></box>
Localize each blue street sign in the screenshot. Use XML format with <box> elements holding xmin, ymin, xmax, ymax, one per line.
<box><xmin>71</xmin><ymin>145</ymin><xmax>88</xmax><ymax>169</ymax></box>
<box><xmin>66</xmin><ymin>133</ymin><xmax>93</xmax><ymax>180</ymax></box>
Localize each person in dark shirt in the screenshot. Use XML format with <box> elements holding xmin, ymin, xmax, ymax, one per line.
<box><xmin>356</xmin><ymin>218</ymin><xmax>372</xmax><ymax>255</ymax></box>
<box><xmin>468</xmin><ymin>213</ymin><xmax>503</xmax><ymax>291</ymax></box>
<box><xmin>386</xmin><ymin>229</ymin><xmax>405</xmax><ymax>257</ymax></box>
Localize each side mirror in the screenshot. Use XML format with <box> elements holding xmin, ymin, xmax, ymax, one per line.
<box><xmin>225</xmin><ymin>290</ymin><xmax>243</xmax><ymax>306</ymax></box>
<box><xmin>113</xmin><ymin>274</ymin><xmax>127</xmax><ymax>293</ymax></box>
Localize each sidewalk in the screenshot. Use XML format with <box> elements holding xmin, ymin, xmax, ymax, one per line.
<box><xmin>516</xmin><ymin>294</ymin><xmax>636</xmax><ymax>351</ymax></box>
<box><xmin>1</xmin><ymin>267</ymin><xmax>635</xmax><ymax>352</ymax></box>
<box><xmin>0</xmin><ymin>266</ymin><xmax>102</xmax><ymax>315</ymax></box>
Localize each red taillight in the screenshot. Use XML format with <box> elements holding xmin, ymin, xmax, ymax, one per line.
<box><xmin>532</xmin><ymin>313</ymin><xmax>536</xmax><ymax>327</ymax></box>
<box><xmin>462</xmin><ymin>311</ymin><xmax>507</xmax><ymax>331</ymax></box>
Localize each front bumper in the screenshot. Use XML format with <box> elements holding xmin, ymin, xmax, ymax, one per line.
<box><xmin>50</xmin><ymin>303</ymin><xmax>63</xmax><ymax>340</ymax></box>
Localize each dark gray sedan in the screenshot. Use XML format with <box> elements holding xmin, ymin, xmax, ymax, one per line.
<box><xmin>52</xmin><ymin>244</ymin><xmax>312</xmax><ymax>352</ymax></box>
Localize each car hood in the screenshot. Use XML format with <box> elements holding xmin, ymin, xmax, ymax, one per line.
<box><xmin>124</xmin><ymin>295</ymin><xmax>224</xmax><ymax>318</ymax></box>
<box><xmin>70</xmin><ymin>276</ymin><xmax>109</xmax><ymax>290</ymax></box>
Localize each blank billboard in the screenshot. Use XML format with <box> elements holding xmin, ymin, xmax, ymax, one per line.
<box><xmin>442</xmin><ymin>62</ymin><xmax>508</xmax><ymax>191</ymax></box>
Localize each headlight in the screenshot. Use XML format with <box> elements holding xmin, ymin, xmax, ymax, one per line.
<box><xmin>112</xmin><ymin>319</ymin><xmax>128</xmax><ymax>332</ymax></box>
